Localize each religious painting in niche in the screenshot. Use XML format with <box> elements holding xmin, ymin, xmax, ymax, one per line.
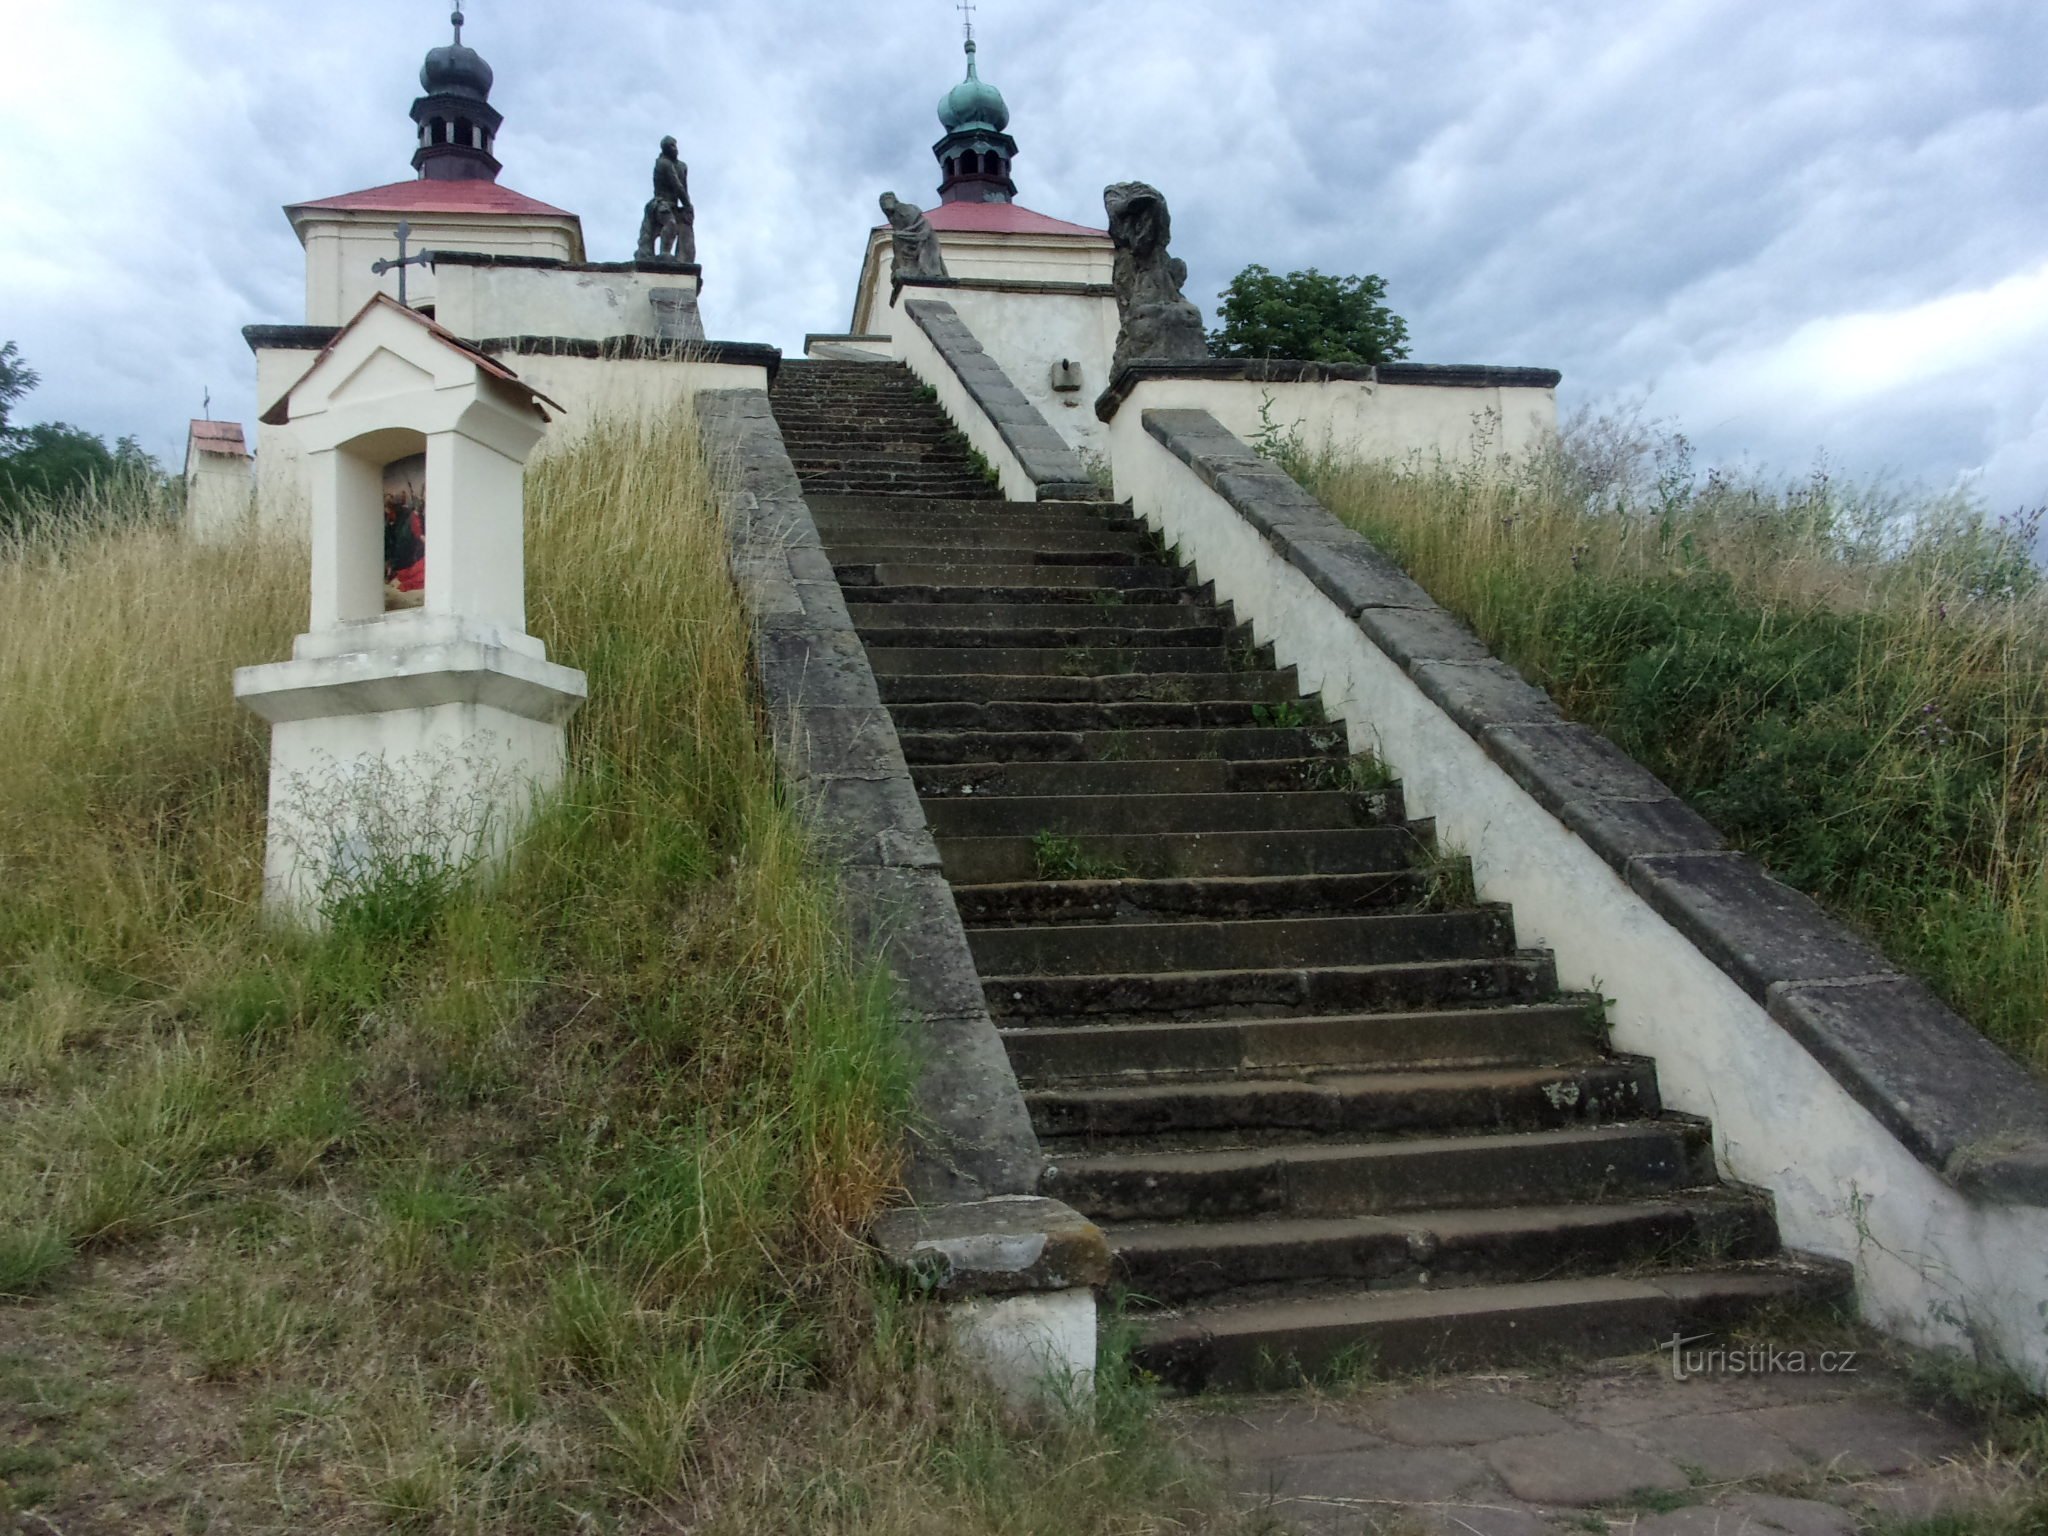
<box><xmin>383</xmin><ymin>454</ymin><xmax>426</xmax><ymax>609</ymax></box>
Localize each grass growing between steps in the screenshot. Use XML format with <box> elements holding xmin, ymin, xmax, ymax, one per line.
<box><xmin>0</xmin><ymin>411</ymin><xmax>1247</xmax><ymax>1533</ymax></box>
<box><xmin>1296</xmin><ymin>422</ymin><xmax>2048</xmax><ymax>1076</ymax></box>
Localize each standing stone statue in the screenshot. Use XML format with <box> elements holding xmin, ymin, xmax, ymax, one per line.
<box><xmin>1105</xmin><ymin>181</ymin><xmax>1208</xmax><ymax>374</ymax></box>
<box><xmin>880</xmin><ymin>191</ymin><xmax>948</xmax><ymax>283</ymax></box>
<box><xmin>636</xmin><ymin>136</ymin><xmax>697</xmax><ymax>263</ymax></box>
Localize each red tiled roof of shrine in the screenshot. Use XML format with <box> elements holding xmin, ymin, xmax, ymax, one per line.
<box><xmin>288</xmin><ymin>178</ymin><xmax>575</xmax><ymax>219</ymax></box>
<box><xmin>890</xmin><ymin>202</ymin><xmax>1107</xmax><ymax>239</ymax></box>
<box><xmin>188</xmin><ymin>420</ymin><xmax>250</xmax><ymax>457</ymax></box>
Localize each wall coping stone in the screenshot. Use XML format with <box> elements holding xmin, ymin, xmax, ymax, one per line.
<box><xmin>1098</xmin><ymin>357</ymin><xmax>1565</xmax><ymax>422</ymax></box>
<box><xmin>696</xmin><ymin>388</ymin><xmax>1105</xmax><ymax>1292</ymax></box>
<box><xmin>243</xmin><ymin>324</ymin><xmax>778</xmax><ymax>376</ymax></box>
<box><xmin>1141</xmin><ymin>404</ymin><xmax>2048</xmax><ymax>1204</ymax></box>
<box><xmin>423</xmin><ymin>250</ymin><xmax>702</xmax><ymax>278</ymax></box>
<box><xmin>895</xmin><ymin>275</ymin><xmax>1116</xmax><ymax>302</ymax></box>
<box><xmin>805</xmin><ymin>333</ymin><xmax>891</xmax><ymax>348</ymax></box>
<box><xmin>903</xmin><ymin>298</ymin><xmax>1106</xmax><ymax>502</ymax></box>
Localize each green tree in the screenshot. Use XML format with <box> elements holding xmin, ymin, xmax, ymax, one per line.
<box><xmin>0</xmin><ymin>341</ymin><xmax>38</xmax><ymax>445</ymax></box>
<box><xmin>1209</xmin><ymin>265</ymin><xmax>1412</xmax><ymax>365</ymax></box>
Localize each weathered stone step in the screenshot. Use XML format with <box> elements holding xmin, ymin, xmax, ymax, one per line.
<box><xmin>938</xmin><ymin>825</ymin><xmax>1412</xmax><ymax>884</ymax></box>
<box><xmin>1127</xmin><ymin>1264</ymin><xmax>1852</xmax><ymax>1391</ymax></box>
<box><xmin>815</xmin><ymin>510</ymin><xmax>1140</xmax><ymax>535</ymax></box>
<box><xmin>927</xmin><ymin>789</ymin><xmax>1370</xmax><ymax>839</ymax></box>
<box><xmin>800</xmin><ymin>476</ymin><xmax>999</xmax><ymax>495</ymax></box>
<box><xmin>973</xmin><ymin>908</ymin><xmax>1514</xmax><ymax>978</ymax></box>
<box><xmin>999</xmin><ymin>1003</ymin><xmax>1605</xmax><ymax>1082</ymax></box>
<box><xmin>856</xmin><ymin>622</ymin><xmax>1234</xmax><ymax>651</ymax></box>
<box><xmin>905</xmin><ymin>725</ymin><xmax>1336</xmax><ymax>766</ymax></box>
<box><xmin>870</xmin><ymin>647</ymin><xmax>1237</xmax><ymax>677</ymax></box>
<box><xmin>1029</xmin><ymin>1059</ymin><xmax>1656</xmax><ymax>1142</ymax></box>
<box><xmin>827</xmin><ymin>545</ymin><xmax>1148</xmax><ymax>569</ymax></box>
<box><xmin>1106</xmin><ymin>1194</ymin><xmax>1781</xmax><ymax>1304</ymax></box>
<box><xmin>839</xmin><ymin>566</ymin><xmax>1173</xmax><ymax>596</ymax></box>
<box><xmin>954</xmin><ymin>869</ymin><xmax>1433</xmax><ymax>927</ymax></box>
<box><xmin>852</xmin><ymin>603</ymin><xmax>1224</xmax><ymax>633</ymax></box>
<box><xmin>984</xmin><ymin>952</ymin><xmax>1558</xmax><ymax>1021</ymax></box>
<box><xmin>888</xmin><ymin>699</ymin><xmax>1317</xmax><ymax>737</ymax></box>
<box><xmin>1041</xmin><ymin>1121</ymin><xmax>1711</xmax><ymax>1223</ymax></box>
<box><xmin>851</xmin><ymin>583</ymin><xmax>1202</xmax><ymax>608</ymax></box>
<box><xmin>829</xmin><ymin>526</ymin><xmax>1154</xmax><ymax>555</ymax></box>
<box><xmin>883</xmin><ymin>669</ymin><xmax>1302</xmax><ymax>706</ymax></box>
<box><xmin>809</xmin><ymin>495</ymin><xmax>1120</xmax><ymax>517</ymax></box>
<box><xmin>913</xmin><ymin>755</ymin><xmax>1367</xmax><ymax>800</ymax></box>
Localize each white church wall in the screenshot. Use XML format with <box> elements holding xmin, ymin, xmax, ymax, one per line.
<box><xmin>1110</xmin><ymin>403</ymin><xmax>2048</xmax><ymax>1390</ymax></box>
<box><xmin>300</xmin><ymin>214</ymin><xmax>581</xmax><ymax>327</ymax></box>
<box><xmin>184</xmin><ymin>451</ymin><xmax>256</xmax><ymax>541</ymax></box>
<box><xmin>852</xmin><ymin>229</ymin><xmax>1113</xmax><ymax>335</ymax></box>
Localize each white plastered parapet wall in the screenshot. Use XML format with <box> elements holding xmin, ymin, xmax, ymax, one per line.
<box><xmin>1106</xmin><ymin>395</ymin><xmax>2048</xmax><ymax>1387</ymax></box>
<box><xmin>246</xmin><ymin>330</ymin><xmax>777</xmax><ymax>527</ymax></box>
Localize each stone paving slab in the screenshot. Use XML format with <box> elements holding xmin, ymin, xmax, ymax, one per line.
<box><xmin>1173</xmin><ymin>1351</ymin><xmax>2024</xmax><ymax>1535</ymax></box>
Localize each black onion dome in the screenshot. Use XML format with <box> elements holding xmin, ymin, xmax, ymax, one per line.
<box><xmin>421</xmin><ymin>10</ymin><xmax>493</xmax><ymax>99</ymax></box>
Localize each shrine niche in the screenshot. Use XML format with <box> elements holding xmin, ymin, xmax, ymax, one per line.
<box><xmin>237</xmin><ymin>293</ymin><xmax>584</xmax><ymax>924</ymax></box>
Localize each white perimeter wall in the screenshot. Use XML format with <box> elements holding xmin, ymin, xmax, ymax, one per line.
<box><xmin>1109</xmin><ymin>403</ymin><xmax>2048</xmax><ymax>1388</ymax></box>
<box><xmin>252</xmin><ymin>347</ymin><xmax>767</xmax><ymax>528</ymax></box>
<box><xmin>299</xmin><ymin>214</ymin><xmax>581</xmax><ymax>327</ymax></box>
<box><xmin>431</xmin><ymin>266</ymin><xmax>703</xmax><ymax>343</ymax></box>
<box><xmin>1114</xmin><ymin>375</ymin><xmax>1558</xmax><ymax>474</ymax></box>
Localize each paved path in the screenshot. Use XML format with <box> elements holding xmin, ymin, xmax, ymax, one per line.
<box><xmin>1172</xmin><ymin>1352</ymin><xmax>2022</xmax><ymax>1534</ymax></box>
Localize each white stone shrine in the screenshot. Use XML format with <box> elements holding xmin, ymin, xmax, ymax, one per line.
<box><xmin>233</xmin><ymin>293</ymin><xmax>586</xmax><ymax>924</ymax></box>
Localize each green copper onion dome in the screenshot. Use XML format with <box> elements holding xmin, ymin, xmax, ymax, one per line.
<box><xmin>937</xmin><ymin>40</ymin><xmax>1009</xmax><ymax>133</ymax></box>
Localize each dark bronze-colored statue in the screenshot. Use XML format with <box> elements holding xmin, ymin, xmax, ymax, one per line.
<box><xmin>1105</xmin><ymin>181</ymin><xmax>1207</xmax><ymax>373</ymax></box>
<box><xmin>636</xmin><ymin>136</ymin><xmax>697</xmax><ymax>262</ymax></box>
<box><xmin>880</xmin><ymin>191</ymin><xmax>947</xmax><ymax>283</ymax></box>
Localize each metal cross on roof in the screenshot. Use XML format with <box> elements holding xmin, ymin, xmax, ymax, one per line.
<box><xmin>957</xmin><ymin>1</ymin><xmax>976</xmax><ymax>42</ymax></box>
<box><xmin>371</xmin><ymin>220</ymin><xmax>435</xmax><ymax>307</ymax></box>
<box><xmin>452</xmin><ymin>6</ymin><xmax>466</xmax><ymax>44</ymax></box>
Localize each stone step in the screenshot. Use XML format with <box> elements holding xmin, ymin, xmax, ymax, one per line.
<box><xmin>913</xmin><ymin>755</ymin><xmax>1371</xmax><ymax>800</ymax></box>
<box><xmin>816</xmin><ymin>508</ymin><xmax>1139</xmax><ymax>535</ymax></box>
<box><xmin>984</xmin><ymin>952</ymin><xmax>1558</xmax><ymax>1021</ymax></box>
<box><xmin>953</xmin><ymin>869</ymin><xmax>1435</xmax><ymax>927</ymax></box>
<box><xmin>828</xmin><ymin>526</ymin><xmax>1154</xmax><ymax>555</ymax></box>
<box><xmin>872</xmin><ymin>647</ymin><xmax>1241</xmax><ymax>677</ymax></box>
<box><xmin>882</xmin><ymin>669</ymin><xmax>1303</xmax><ymax>706</ymax></box>
<box><xmin>999</xmin><ymin>1003</ymin><xmax>1606</xmax><ymax>1082</ymax></box>
<box><xmin>1040</xmin><ymin>1121</ymin><xmax>1712</xmax><ymax>1223</ymax></box>
<box><xmin>855</xmin><ymin>622</ymin><xmax>1235</xmax><ymax>652</ymax></box>
<box><xmin>926</xmin><ymin>789</ymin><xmax>1372</xmax><ymax>840</ymax></box>
<box><xmin>1127</xmin><ymin>1264</ymin><xmax>1853</xmax><ymax>1391</ymax></box>
<box><xmin>838</xmin><ymin>564</ymin><xmax>1171</xmax><ymax>594</ymax></box>
<box><xmin>800</xmin><ymin>477</ymin><xmax>1000</xmax><ymax>496</ymax></box>
<box><xmin>849</xmin><ymin>601</ymin><xmax>1228</xmax><ymax>633</ymax></box>
<box><xmin>825</xmin><ymin>545</ymin><xmax>1149</xmax><ymax>569</ymax></box>
<box><xmin>971</xmin><ymin>908</ymin><xmax>1516</xmax><ymax>979</ymax></box>
<box><xmin>850</xmin><ymin>583</ymin><xmax>1204</xmax><ymax>608</ymax></box>
<box><xmin>904</xmin><ymin>726</ymin><xmax>1341</xmax><ymax>765</ymax></box>
<box><xmin>809</xmin><ymin>494</ymin><xmax>1122</xmax><ymax>518</ymax></box>
<box><xmin>938</xmin><ymin>825</ymin><xmax>1413</xmax><ymax>884</ymax></box>
<box><xmin>888</xmin><ymin>698</ymin><xmax>1317</xmax><ymax>736</ymax></box>
<box><xmin>1107</xmin><ymin>1194</ymin><xmax>1782</xmax><ymax>1305</ymax></box>
<box><xmin>1028</xmin><ymin>1058</ymin><xmax>1658</xmax><ymax>1142</ymax></box>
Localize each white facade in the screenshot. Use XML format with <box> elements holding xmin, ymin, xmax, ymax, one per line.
<box><xmin>850</xmin><ymin>226</ymin><xmax>1112</xmax><ymax>335</ymax></box>
<box><xmin>183</xmin><ymin>426</ymin><xmax>256</xmax><ymax>541</ymax></box>
<box><xmin>292</xmin><ymin>207</ymin><xmax>584</xmax><ymax>328</ymax></box>
<box><xmin>235</xmin><ymin>297</ymin><xmax>586</xmax><ymax>923</ymax></box>
<box><xmin>429</xmin><ymin>262</ymin><xmax>703</xmax><ymax>343</ymax></box>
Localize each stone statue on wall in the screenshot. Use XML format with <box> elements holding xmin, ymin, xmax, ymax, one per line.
<box><xmin>880</xmin><ymin>192</ymin><xmax>948</xmax><ymax>284</ymax></box>
<box><xmin>636</xmin><ymin>136</ymin><xmax>697</xmax><ymax>263</ymax></box>
<box><xmin>1105</xmin><ymin>181</ymin><xmax>1208</xmax><ymax>374</ymax></box>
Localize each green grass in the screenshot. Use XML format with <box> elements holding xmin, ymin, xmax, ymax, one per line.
<box><xmin>1299</xmin><ymin>416</ymin><xmax>2048</xmax><ymax>1073</ymax></box>
<box><xmin>0</xmin><ymin>408</ymin><xmax>1248</xmax><ymax>1533</ymax></box>
<box><xmin>1033</xmin><ymin>832</ymin><xmax>1133</xmax><ymax>882</ymax></box>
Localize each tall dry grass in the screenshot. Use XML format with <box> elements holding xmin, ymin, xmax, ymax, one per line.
<box><xmin>0</xmin><ymin>408</ymin><xmax>1241</xmax><ymax>1534</ymax></box>
<box><xmin>1296</xmin><ymin>410</ymin><xmax>2048</xmax><ymax>1071</ymax></box>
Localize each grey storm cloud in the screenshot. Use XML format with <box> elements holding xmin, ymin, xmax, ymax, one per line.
<box><xmin>2</xmin><ymin>0</ymin><xmax>2043</xmax><ymax>517</ymax></box>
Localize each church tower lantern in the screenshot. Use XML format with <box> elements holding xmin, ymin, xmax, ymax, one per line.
<box><xmin>411</xmin><ymin>8</ymin><xmax>503</xmax><ymax>182</ymax></box>
<box><xmin>933</xmin><ymin>32</ymin><xmax>1017</xmax><ymax>204</ymax></box>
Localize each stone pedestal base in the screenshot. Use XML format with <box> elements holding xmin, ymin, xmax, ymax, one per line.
<box><xmin>948</xmin><ymin>1289</ymin><xmax>1098</xmax><ymax>1407</ymax></box>
<box><xmin>234</xmin><ymin>626</ymin><xmax>586</xmax><ymax>925</ymax></box>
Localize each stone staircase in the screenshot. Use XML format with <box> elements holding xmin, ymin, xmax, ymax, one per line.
<box><xmin>769</xmin><ymin>359</ymin><xmax>1849</xmax><ymax>1392</ymax></box>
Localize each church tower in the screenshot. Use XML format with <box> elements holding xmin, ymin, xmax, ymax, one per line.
<box><xmin>410</xmin><ymin>8</ymin><xmax>503</xmax><ymax>182</ymax></box>
<box><xmin>933</xmin><ymin>36</ymin><xmax>1017</xmax><ymax>205</ymax></box>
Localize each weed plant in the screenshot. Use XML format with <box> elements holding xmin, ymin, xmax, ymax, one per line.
<box><xmin>0</xmin><ymin>411</ymin><xmax>1236</xmax><ymax>1531</ymax></box>
<box><xmin>1297</xmin><ymin>408</ymin><xmax>2048</xmax><ymax>1072</ymax></box>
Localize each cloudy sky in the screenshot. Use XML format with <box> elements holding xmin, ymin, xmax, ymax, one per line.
<box><xmin>3</xmin><ymin>0</ymin><xmax>2044</xmax><ymax>516</ymax></box>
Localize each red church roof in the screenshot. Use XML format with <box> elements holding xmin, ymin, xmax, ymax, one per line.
<box><xmin>288</xmin><ymin>178</ymin><xmax>575</xmax><ymax>219</ymax></box>
<box><xmin>907</xmin><ymin>201</ymin><xmax>1107</xmax><ymax>239</ymax></box>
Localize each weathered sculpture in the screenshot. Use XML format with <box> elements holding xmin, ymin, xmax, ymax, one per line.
<box><xmin>636</xmin><ymin>136</ymin><xmax>697</xmax><ymax>263</ymax></box>
<box><xmin>881</xmin><ymin>192</ymin><xmax>948</xmax><ymax>284</ymax></box>
<box><xmin>1105</xmin><ymin>181</ymin><xmax>1208</xmax><ymax>373</ymax></box>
